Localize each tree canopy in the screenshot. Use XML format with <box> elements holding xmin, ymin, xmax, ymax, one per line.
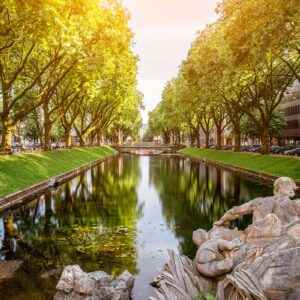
<box><xmin>0</xmin><ymin>0</ymin><xmax>142</xmax><ymax>149</ymax></box>
<box><xmin>148</xmin><ymin>0</ymin><xmax>300</xmax><ymax>154</ymax></box>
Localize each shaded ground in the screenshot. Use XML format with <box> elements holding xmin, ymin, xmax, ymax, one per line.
<box><xmin>0</xmin><ymin>261</ymin><xmax>23</xmax><ymax>280</ymax></box>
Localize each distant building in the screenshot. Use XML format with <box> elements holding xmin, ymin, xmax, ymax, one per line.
<box><xmin>276</xmin><ymin>82</ymin><xmax>300</xmax><ymax>145</ymax></box>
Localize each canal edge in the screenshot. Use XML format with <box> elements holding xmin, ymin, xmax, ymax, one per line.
<box><xmin>0</xmin><ymin>152</ymin><xmax>118</xmax><ymax>215</ymax></box>
<box><xmin>179</xmin><ymin>152</ymin><xmax>300</xmax><ymax>192</ymax></box>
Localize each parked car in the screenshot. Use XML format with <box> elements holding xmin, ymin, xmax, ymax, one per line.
<box><xmin>284</xmin><ymin>147</ymin><xmax>300</xmax><ymax>156</ymax></box>
<box><xmin>33</xmin><ymin>143</ymin><xmax>42</xmax><ymax>149</ymax></box>
<box><xmin>272</xmin><ymin>146</ymin><xmax>286</xmax><ymax>154</ymax></box>
<box><xmin>270</xmin><ymin>146</ymin><xmax>281</xmax><ymax>154</ymax></box>
<box><xmin>248</xmin><ymin>145</ymin><xmax>261</xmax><ymax>153</ymax></box>
<box><xmin>11</xmin><ymin>143</ymin><xmax>22</xmax><ymax>152</ymax></box>
<box><xmin>240</xmin><ymin>146</ymin><xmax>251</xmax><ymax>152</ymax></box>
<box><xmin>273</xmin><ymin>146</ymin><xmax>295</xmax><ymax>155</ymax></box>
<box><xmin>221</xmin><ymin>145</ymin><xmax>234</xmax><ymax>151</ymax></box>
<box><xmin>52</xmin><ymin>142</ymin><xmax>65</xmax><ymax>150</ymax></box>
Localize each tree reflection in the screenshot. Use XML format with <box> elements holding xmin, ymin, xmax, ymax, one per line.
<box><xmin>0</xmin><ymin>155</ymin><xmax>142</xmax><ymax>299</ymax></box>
<box><xmin>0</xmin><ymin>155</ymin><xmax>273</xmax><ymax>299</ymax></box>
<box><xmin>149</xmin><ymin>156</ymin><xmax>272</xmax><ymax>257</ymax></box>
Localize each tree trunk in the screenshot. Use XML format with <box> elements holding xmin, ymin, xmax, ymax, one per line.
<box><xmin>1</xmin><ymin>118</ymin><xmax>14</xmax><ymax>149</ymax></box>
<box><xmin>43</xmin><ymin>122</ymin><xmax>52</xmax><ymax>151</ymax></box>
<box><xmin>233</xmin><ymin>121</ymin><xmax>241</xmax><ymax>152</ymax></box>
<box><xmin>96</xmin><ymin>132</ymin><xmax>102</xmax><ymax>146</ymax></box>
<box><xmin>65</xmin><ymin>127</ymin><xmax>72</xmax><ymax>148</ymax></box>
<box><xmin>190</xmin><ymin>128</ymin><xmax>193</xmax><ymax>146</ymax></box>
<box><xmin>261</xmin><ymin>127</ymin><xmax>270</xmax><ymax>155</ymax></box>
<box><xmin>205</xmin><ymin>131</ymin><xmax>209</xmax><ymax>149</ymax></box>
<box><xmin>118</xmin><ymin>130</ymin><xmax>123</xmax><ymax>145</ymax></box>
<box><xmin>43</xmin><ymin>102</ymin><xmax>52</xmax><ymax>151</ymax></box>
<box><xmin>78</xmin><ymin>135</ymin><xmax>85</xmax><ymax>147</ymax></box>
<box><xmin>234</xmin><ymin>130</ymin><xmax>241</xmax><ymax>152</ymax></box>
<box><xmin>90</xmin><ymin>132</ymin><xmax>96</xmax><ymax>146</ymax></box>
<box><xmin>164</xmin><ymin>132</ymin><xmax>170</xmax><ymax>144</ymax></box>
<box><xmin>196</xmin><ymin>129</ymin><xmax>200</xmax><ymax>148</ymax></box>
<box><xmin>216</xmin><ymin>126</ymin><xmax>222</xmax><ymax>150</ymax></box>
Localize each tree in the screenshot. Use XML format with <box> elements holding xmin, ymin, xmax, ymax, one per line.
<box><xmin>0</xmin><ymin>0</ymin><xmax>141</xmax><ymax>149</ymax></box>
<box><xmin>0</xmin><ymin>0</ymin><xmax>64</xmax><ymax>148</ymax></box>
<box><xmin>241</xmin><ymin>109</ymin><xmax>287</xmax><ymax>142</ymax></box>
<box><xmin>217</xmin><ymin>0</ymin><xmax>300</xmax><ymax>81</ymax></box>
<box><xmin>154</xmin><ymin>2</ymin><xmax>300</xmax><ymax>154</ymax></box>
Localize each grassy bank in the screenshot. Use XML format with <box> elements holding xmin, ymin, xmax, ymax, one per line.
<box><xmin>0</xmin><ymin>146</ymin><xmax>116</xmax><ymax>198</ymax></box>
<box><xmin>180</xmin><ymin>148</ymin><xmax>300</xmax><ymax>181</ymax></box>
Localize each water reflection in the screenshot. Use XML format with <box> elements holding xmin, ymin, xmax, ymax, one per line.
<box><xmin>149</xmin><ymin>156</ymin><xmax>271</xmax><ymax>257</ymax></box>
<box><xmin>0</xmin><ymin>156</ymin><xmax>142</xmax><ymax>299</ymax></box>
<box><xmin>0</xmin><ymin>155</ymin><xmax>272</xmax><ymax>299</ymax></box>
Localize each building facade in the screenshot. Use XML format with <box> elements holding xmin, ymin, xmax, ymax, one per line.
<box><xmin>276</xmin><ymin>82</ymin><xmax>300</xmax><ymax>145</ymax></box>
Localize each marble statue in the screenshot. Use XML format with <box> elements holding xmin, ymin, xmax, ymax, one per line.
<box><xmin>193</xmin><ymin>227</ymin><xmax>245</xmax><ymax>278</ymax></box>
<box><xmin>215</xmin><ymin>177</ymin><xmax>300</xmax><ymax>229</ymax></box>
<box><xmin>151</xmin><ymin>177</ymin><xmax>300</xmax><ymax>300</ymax></box>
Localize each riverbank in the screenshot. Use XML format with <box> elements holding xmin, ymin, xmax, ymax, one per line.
<box><xmin>179</xmin><ymin>148</ymin><xmax>300</xmax><ymax>183</ymax></box>
<box><xmin>0</xmin><ymin>146</ymin><xmax>116</xmax><ymax>198</ymax></box>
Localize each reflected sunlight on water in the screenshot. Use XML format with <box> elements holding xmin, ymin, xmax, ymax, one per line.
<box><xmin>0</xmin><ymin>155</ymin><xmax>272</xmax><ymax>299</ymax></box>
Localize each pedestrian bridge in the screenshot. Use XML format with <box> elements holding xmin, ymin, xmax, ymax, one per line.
<box><xmin>112</xmin><ymin>142</ymin><xmax>185</xmax><ymax>155</ymax></box>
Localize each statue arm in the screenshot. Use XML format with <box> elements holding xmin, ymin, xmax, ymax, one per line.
<box><xmin>215</xmin><ymin>202</ymin><xmax>255</xmax><ymax>227</ymax></box>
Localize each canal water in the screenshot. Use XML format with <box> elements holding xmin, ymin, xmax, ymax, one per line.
<box><xmin>0</xmin><ymin>155</ymin><xmax>272</xmax><ymax>299</ymax></box>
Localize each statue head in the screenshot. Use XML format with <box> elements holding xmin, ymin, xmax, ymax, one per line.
<box><xmin>192</xmin><ymin>229</ymin><xmax>208</xmax><ymax>247</ymax></box>
<box><xmin>274</xmin><ymin>177</ymin><xmax>297</xmax><ymax>198</ymax></box>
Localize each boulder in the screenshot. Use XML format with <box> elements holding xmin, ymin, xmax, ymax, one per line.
<box><xmin>54</xmin><ymin>265</ymin><xmax>134</xmax><ymax>300</ymax></box>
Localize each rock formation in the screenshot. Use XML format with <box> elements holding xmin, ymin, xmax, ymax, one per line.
<box><xmin>151</xmin><ymin>177</ymin><xmax>300</xmax><ymax>300</ymax></box>
<box><xmin>54</xmin><ymin>265</ymin><xmax>134</xmax><ymax>300</ymax></box>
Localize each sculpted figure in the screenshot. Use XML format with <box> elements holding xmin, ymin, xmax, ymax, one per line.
<box><xmin>193</xmin><ymin>227</ymin><xmax>245</xmax><ymax>278</ymax></box>
<box><xmin>151</xmin><ymin>178</ymin><xmax>300</xmax><ymax>300</ymax></box>
<box><xmin>214</xmin><ymin>177</ymin><xmax>300</xmax><ymax>235</ymax></box>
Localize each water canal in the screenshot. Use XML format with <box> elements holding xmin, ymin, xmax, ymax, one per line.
<box><xmin>0</xmin><ymin>155</ymin><xmax>272</xmax><ymax>299</ymax></box>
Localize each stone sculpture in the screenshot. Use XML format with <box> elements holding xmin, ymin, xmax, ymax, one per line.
<box><xmin>54</xmin><ymin>265</ymin><xmax>134</xmax><ymax>300</ymax></box>
<box><xmin>151</xmin><ymin>177</ymin><xmax>300</xmax><ymax>300</ymax></box>
<box><xmin>193</xmin><ymin>227</ymin><xmax>245</xmax><ymax>278</ymax></box>
<box><xmin>215</xmin><ymin>177</ymin><xmax>300</xmax><ymax>231</ymax></box>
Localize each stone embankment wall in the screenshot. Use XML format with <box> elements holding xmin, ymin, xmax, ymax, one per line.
<box><xmin>0</xmin><ymin>154</ymin><xmax>116</xmax><ymax>215</ymax></box>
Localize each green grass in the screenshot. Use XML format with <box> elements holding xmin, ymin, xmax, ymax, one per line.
<box><xmin>0</xmin><ymin>146</ymin><xmax>116</xmax><ymax>198</ymax></box>
<box><xmin>180</xmin><ymin>148</ymin><xmax>300</xmax><ymax>181</ymax></box>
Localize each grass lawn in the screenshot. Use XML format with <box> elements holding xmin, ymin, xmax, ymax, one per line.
<box><xmin>0</xmin><ymin>146</ymin><xmax>116</xmax><ymax>198</ymax></box>
<box><xmin>180</xmin><ymin>148</ymin><xmax>300</xmax><ymax>181</ymax></box>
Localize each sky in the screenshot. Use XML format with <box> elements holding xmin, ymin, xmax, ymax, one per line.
<box><xmin>123</xmin><ymin>0</ymin><xmax>218</xmax><ymax>123</ymax></box>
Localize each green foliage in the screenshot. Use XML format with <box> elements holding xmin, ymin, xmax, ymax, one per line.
<box><xmin>148</xmin><ymin>78</ymin><xmax>186</xmax><ymax>144</ymax></box>
<box><xmin>142</xmin><ymin>127</ymin><xmax>155</xmax><ymax>142</ymax></box>
<box><xmin>194</xmin><ymin>292</ymin><xmax>216</xmax><ymax>300</ymax></box>
<box><xmin>149</xmin><ymin>0</ymin><xmax>300</xmax><ymax>154</ymax></box>
<box><xmin>0</xmin><ymin>0</ymin><xmax>142</xmax><ymax>149</ymax></box>
<box><xmin>241</xmin><ymin>110</ymin><xmax>287</xmax><ymax>138</ymax></box>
